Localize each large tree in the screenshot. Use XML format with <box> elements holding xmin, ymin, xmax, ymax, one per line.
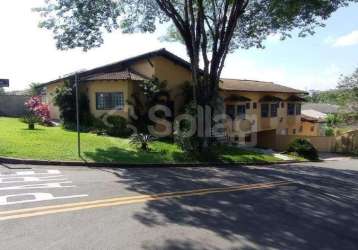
<box><xmin>34</xmin><ymin>0</ymin><xmax>356</xmax><ymax>145</ymax></box>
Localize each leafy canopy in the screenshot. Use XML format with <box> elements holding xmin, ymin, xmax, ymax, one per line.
<box><xmin>338</xmin><ymin>67</ymin><xmax>358</xmax><ymax>112</ymax></box>
<box><xmin>34</xmin><ymin>0</ymin><xmax>356</xmax><ymax>51</ymax></box>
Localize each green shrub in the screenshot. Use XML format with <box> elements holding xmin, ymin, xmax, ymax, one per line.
<box><xmin>53</xmin><ymin>80</ymin><xmax>92</xmax><ymax>128</ymax></box>
<box><xmin>288</xmin><ymin>138</ymin><xmax>319</xmax><ymax>160</ymax></box>
<box><xmin>325</xmin><ymin>114</ymin><xmax>341</xmax><ymax>127</ymax></box>
<box><xmin>105</xmin><ymin>115</ymin><xmax>132</xmax><ymax>137</ymax></box>
<box><xmin>91</xmin><ymin>117</ymin><xmax>107</xmax><ymax>135</ymax></box>
<box><xmin>324</xmin><ymin>126</ymin><xmax>335</xmax><ymax>136</ymax></box>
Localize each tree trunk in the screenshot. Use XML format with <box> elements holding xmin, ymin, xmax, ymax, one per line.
<box><xmin>28</xmin><ymin>123</ymin><xmax>35</xmax><ymax>130</ymax></box>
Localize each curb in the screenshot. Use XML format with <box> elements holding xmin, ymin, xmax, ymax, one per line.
<box><xmin>0</xmin><ymin>156</ymin><xmax>305</xmax><ymax>168</ymax></box>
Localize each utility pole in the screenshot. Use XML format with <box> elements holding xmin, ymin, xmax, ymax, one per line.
<box><xmin>75</xmin><ymin>73</ymin><xmax>81</xmax><ymax>157</ymax></box>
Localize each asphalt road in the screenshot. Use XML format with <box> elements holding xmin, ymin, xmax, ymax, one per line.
<box><xmin>0</xmin><ymin>158</ymin><xmax>358</xmax><ymax>250</ymax></box>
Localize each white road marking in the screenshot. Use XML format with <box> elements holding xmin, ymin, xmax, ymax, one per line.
<box><xmin>0</xmin><ymin>176</ymin><xmax>66</xmax><ymax>184</ymax></box>
<box><xmin>0</xmin><ymin>170</ymin><xmax>88</xmax><ymax>206</ymax></box>
<box><xmin>0</xmin><ymin>170</ymin><xmax>61</xmax><ymax>177</ymax></box>
<box><xmin>0</xmin><ymin>193</ymin><xmax>88</xmax><ymax>206</ymax></box>
<box><xmin>0</xmin><ymin>181</ymin><xmax>75</xmax><ymax>191</ymax></box>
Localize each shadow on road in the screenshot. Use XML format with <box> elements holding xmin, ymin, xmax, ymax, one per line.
<box><xmin>109</xmin><ymin>164</ymin><xmax>358</xmax><ymax>250</ymax></box>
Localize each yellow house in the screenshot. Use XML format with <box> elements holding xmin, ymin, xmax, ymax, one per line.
<box><xmin>38</xmin><ymin>49</ymin><xmax>307</xmax><ymax>145</ymax></box>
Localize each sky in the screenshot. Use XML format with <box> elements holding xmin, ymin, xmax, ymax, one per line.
<box><xmin>0</xmin><ymin>0</ymin><xmax>357</xmax><ymax>92</ymax></box>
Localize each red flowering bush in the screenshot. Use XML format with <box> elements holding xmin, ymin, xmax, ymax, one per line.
<box><xmin>24</xmin><ymin>96</ymin><xmax>51</xmax><ymax>129</ymax></box>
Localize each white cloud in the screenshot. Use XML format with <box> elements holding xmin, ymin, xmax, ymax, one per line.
<box><xmin>333</xmin><ymin>30</ymin><xmax>358</xmax><ymax>47</ymax></box>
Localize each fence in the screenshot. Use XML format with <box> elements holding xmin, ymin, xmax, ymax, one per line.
<box><xmin>0</xmin><ymin>95</ymin><xmax>29</xmax><ymax>117</ymax></box>
<box><xmin>274</xmin><ymin>135</ymin><xmax>336</xmax><ymax>152</ymax></box>
<box><xmin>335</xmin><ymin>130</ymin><xmax>358</xmax><ymax>154</ymax></box>
<box><xmin>268</xmin><ymin>131</ymin><xmax>358</xmax><ymax>154</ymax></box>
<box><xmin>256</xmin><ymin>130</ymin><xmax>336</xmax><ymax>152</ymax></box>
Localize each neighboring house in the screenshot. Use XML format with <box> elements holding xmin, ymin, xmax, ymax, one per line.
<box><xmin>38</xmin><ymin>49</ymin><xmax>307</xmax><ymax>145</ymax></box>
<box><xmin>299</xmin><ymin>103</ymin><xmax>340</xmax><ymax>136</ymax></box>
<box><xmin>302</xmin><ymin>102</ymin><xmax>339</xmax><ymax>115</ymax></box>
<box><xmin>299</xmin><ymin>109</ymin><xmax>327</xmax><ymax>136</ymax></box>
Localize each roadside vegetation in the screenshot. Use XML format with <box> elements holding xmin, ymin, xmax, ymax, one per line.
<box><xmin>0</xmin><ymin>117</ymin><xmax>280</xmax><ymax>164</ymax></box>
<box><xmin>307</xmin><ymin>67</ymin><xmax>358</xmax><ymax>135</ymax></box>
<box><xmin>287</xmin><ymin>138</ymin><xmax>319</xmax><ymax>161</ymax></box>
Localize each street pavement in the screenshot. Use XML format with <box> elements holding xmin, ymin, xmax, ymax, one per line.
<box><xmin>0</xmin><ymin>158</ymin><xmax>358</xmax><ymax>250</ymax></box>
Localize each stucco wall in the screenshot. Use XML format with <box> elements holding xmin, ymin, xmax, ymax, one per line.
<box><xmin>221</xmin><ymin>90</ymin><xmax>302</xmax><ymax>138</ymax></box>
<box><xmin>130</xmin><ymin>56</ymin><xmax>193</xmax><ymax>116</ymax></box>
<box><xmin>85</xmin><ymin>80</ymin><xmax>132</xmax><ymax>119</ymax></box>
<box><xmin>44</xmin><ymin>81</ymin><xmax>64</xmax><ymax>120</ymax></box>
<box><xmin>131</xmin><ymin>59</ymin><xmax>155</xmax><ymax>78</ymax></box>
<box><xmin>152</xmin><ymin>57</ymin><xmax>192</xmax><ymax>115</ymax></box>
<box><xmin>299</xmin><ymin>120</ymin><xmax>321</xmax><ymax>136</ymax></box>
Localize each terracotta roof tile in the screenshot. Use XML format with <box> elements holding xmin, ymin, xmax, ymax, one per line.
<box><xmin>82</xmin><ymin>69</ymin><xmax>148</xmax><ymax>81</ymax></box>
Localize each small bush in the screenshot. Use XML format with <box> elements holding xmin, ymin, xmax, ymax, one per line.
<box><xmin>92</xmin><ymin>117</ymin><xmax>107</xmax><ymax>135</ymax></box>
<box><xmin>324</xmin><ymin>126</ymin><xmax>335</xmax><ymax>136</ymax></box>
<box><xmin>288</xmin><ymin>138</ymin><xmax>319</xmax><ymax>160</ymax></box>
<box><xmin>105</xmin><ymin>115</ymin><xmax>132</xmax><ymax>137</ymax></box>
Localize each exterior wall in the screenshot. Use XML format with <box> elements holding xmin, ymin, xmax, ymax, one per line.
<box><xmin>130</xmin><ymin>56</ymin><xmax>192</xmax><ymax>115</ymax></box>
<box><xmin>131</xmin><ymin>59</ymin><xmax>155</xmax><ymax>78</ymax></box>
<box><xmin>0</xmin><ymin>95</ymin><xmax>30</xmax><ymax>117</ymax></box>
<box><xmin>85</xmin><ymin>80</ymin><xmax>132</xmax><ymax>119</ymax></box>
<box><xmin>44</xmin><ymin>81</ymin><xmax>64</xmax><ymax>120</ymax></box>
<box><xmin>221</xmin><ymin>90</ymin><xmax>302</xmax><ymax>140</ymax></box>
<box><xmin>299</xmin><ymin>120</ymin><xmax>321</xmax><ymax>136</ymax></box>
<box><xmin>152</xmin><ymin>56</ymin><xmax>193</xmax><ymax>115</ymax></box>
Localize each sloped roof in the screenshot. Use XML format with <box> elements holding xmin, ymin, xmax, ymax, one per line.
<box><xmin>302</xmin><ymin>109</ymin><xmax>327</xmax><ymax>122</ymax></box>
<box><xmin>38</xmin><ymin>48</ymin><xmax>194</xmax><ymax>87</ymax></box>
<box><xmin>38</xmin><ymin>49</ymin><xmax>306</xmax><ymax>96</ymax></box>
<box><xmin>82</xmin><ymin>69</ymin><xmax>148</xmax><ymax>81</ymax></box>
<box><xmin>302</xmin><ymin>103</ymin><xmax>339</xmax><ymax>114</ymax></box>
<box><xmin>220</xmin><ymin>79</ymin><xmax>306</xmax><ymax>94</ymax></box>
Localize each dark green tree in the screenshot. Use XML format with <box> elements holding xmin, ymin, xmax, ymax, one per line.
<box><xmin>128</xmin><ymin>77</ymin><xmax>169</xmax><ymax>133</ymax></box>
<box><xmin>29</xmin><ymin>82</ymin><xmax>42</xmax><ymax>96</ymax></box>
<box><xmin>34</xmin><ymin>0</ymin><xmax>356</xmax><ymax>148</ymax></box>
<box><xmin>53</xmin><ymin>80</ymin><xmax>92</xmax><ymax>128</ymax></box>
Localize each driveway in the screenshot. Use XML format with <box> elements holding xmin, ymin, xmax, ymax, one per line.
<box><xmin>0</xmin><ymin>159</ymin><xmax>358</xmax><ymax>250</ymax></box>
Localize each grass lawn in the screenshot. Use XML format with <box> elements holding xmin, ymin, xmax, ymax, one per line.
<box><xmin>0</xmin><ymin>117</ymin><xmax>281</xmax><ymax>164</ymax></box>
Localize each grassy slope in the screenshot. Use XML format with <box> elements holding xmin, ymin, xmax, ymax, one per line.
<box><xmin>0</xmin><ymin>117</ymin><xmax>280</xmax><ymax>164</ymax></box>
